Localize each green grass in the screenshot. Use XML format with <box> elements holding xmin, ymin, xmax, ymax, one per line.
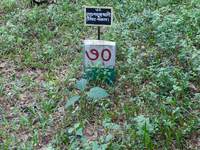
<box><xmin>0</xmin><ymin>0</ymin><xmax>200</xmax><ymax>149</ymax></box>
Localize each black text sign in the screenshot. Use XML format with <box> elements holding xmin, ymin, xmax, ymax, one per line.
<box><xmin>84</xmin><ymin>6</ymin><xmax>113</xmax><ymax>26</ymax></box>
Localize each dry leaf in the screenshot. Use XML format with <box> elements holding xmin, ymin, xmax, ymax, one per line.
<box><xmin>0</xmin><ymin>62</ymin><xmax>6</xmax><ymax>68</ymax></box>
<box><xmin>1</xmin><ymin>69</ymin><xmax>6</xmax><ymax>73</ymax></box>
<box><xmin>10</xmin><ymin>107</ymin><xmax>14</xmax><ymax>110</ymax></box>
<box><xmin>141</xmin><ymin>45</ymin><xmax>145</xmax><ymax>49</ymax></box>
<box><xmin>80</xmin><ymin>36</ymin><xmax>85</xmax><ymax>40</ymax></box>
<box><xmin>52</xmin><ymin>114</ymin><xmax>59</xmax><ymax>117</ymax></box>
<box><xmin>63</xmin><ymin>42</ymin><xmax>68</xmax><ymax>46</ymax></box>
<box><xmin>18</xmin><ymin>94</ymin><xmax>25</xmax><ymax>101</ymax></box>
<box><xmin>64</xmin><ymin>63</ymin><xmax>69</xmax><ymax>66</ymax></box>
<box><xmin>85</xmin><ymin>128</ymin><xmax>94</xmax><ymax>136</ymax></box>
<box><xmin>189</xmin><ymin>83</ymin><xmax>196</xmax><ymax>90</ymax></box>
<box><xmin>6</xmin><ymin>104</ymin><xmax>10</xmax><ymax>109</ymax></box>
<box><xmin>58</xmin><ymin>107</ymin><xmax>65</xmax><ymax>113</ymax></box>
<box><xmin>19</xmin><ymin>83</ymin><xmax>26</xmax><ymax>88</ymax></box>
<box><xmin>114</xmin><ymin>104</ymin><xmax>117</xmax><ymax>108</ymax></box>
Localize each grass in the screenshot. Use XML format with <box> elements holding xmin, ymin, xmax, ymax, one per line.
<box><xmin>0</xmin><ymin>0</ymin><xmax>200</xmax><ymax>149</ymax></box>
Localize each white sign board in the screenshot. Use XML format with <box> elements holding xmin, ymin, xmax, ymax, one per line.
<box><xmin>84</xmin><ymin>40</ymin><xmax>115</xmax><ymax>69</ymax></box>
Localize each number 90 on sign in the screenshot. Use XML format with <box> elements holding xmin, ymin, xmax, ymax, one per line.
<box><xmin>85</xmin><ymin>49</ymin><xmax>111</xmax><ymax>61</ymax></box>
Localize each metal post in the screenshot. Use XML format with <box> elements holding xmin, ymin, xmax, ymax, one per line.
<box><xmin>98</xmin><ymin>26</ymin><xmax>100</xmax><ymax>40</ymax></box>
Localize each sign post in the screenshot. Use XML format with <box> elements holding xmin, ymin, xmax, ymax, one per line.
<box><xmin>84</xmin><ymin>6</ymin><xmax>113</xmax><ymax>40</ymax></box>
<box><xmin>84</xmin><ymin>6</ymin><xmax>113</xmax><ymax>26</ymax></box>
<box><xmin>83</xmin><ymin>6</ymin><xmax>115</xmax><ymax>85</ymax></box>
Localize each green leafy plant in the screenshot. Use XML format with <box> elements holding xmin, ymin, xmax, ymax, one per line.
<box><xmin>66</xmin><ymin>79</ymin><xmax>109</xmax><ymax>110</ymax></box>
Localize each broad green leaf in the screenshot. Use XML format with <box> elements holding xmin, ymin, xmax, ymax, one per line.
<box><xmin>46</xmin><ymin>145</ymin><xmax>54</xmax><ymax>150</ymax></box>
<box><xmin>101</xmin><ymin>143</ymin><xmax>109</xmax><ymax>150</ymax></box>
<box><xmin>172</xmin><ymin>107</ymin><xmax>180</xmax><ymax>114</ymax></box>
<box><xmin>49</xmin><ymin>81</ymin><xmax>54</xmax><ymax>86</ymax></box>
<box><xmin>66</xmin><ymin>95</ymin><xmax>81</xmax><ymax>109</ymax></box>
<box><xmin>74</xmin><ymin>123</ymin><xmax>80</xmax><ymax>129</ymax></box>
<box><xmin>113</xmin><ymin>124</ymin><xmax>121</xmax><ymax>130</ymax></box>
<box><xmin>92</xmin><ymin>142</ymin><xmax>100</xmax><ymax>150</ymax></box>
<box><xmin>76</xmin><ymin>128</ymin><xmax>83</xmax><ymax>136</ymax></box>
<box><xmin>194</xmin><ymin>93</ymin><xmax>200</xmax><ymax>100</ymax></box>
<box><xmin>87</xmin><ymin>87</ymin><xmax>109</xmax><ymax>99</ymax></box>
<box><xmin>79</xmin><ymin>137</ymin><xmax>87</xmax><ymax>142</ymax></box>
<box><xmin>106</xmin><ymin>134</ymin><xmax>112</xmax><ymax>142</ymax></box>
<box><xmin>76</xmin><ymin>79</ymin><xmax>87</xmax><ymax>90</ymax></box>
<box><xmin>102</xmin><ymin>120</ymin><xmax>107</xmax><ymax>127</ymax></box>
<box><xmin>196</xmin><ymin>66</ymin><xmax>200</xmax><ymax>71</ymax></box>
<box><xmin>68</xmin><ymin>127</ymin><xmax>74</xmax><ymax>134</ymax></box>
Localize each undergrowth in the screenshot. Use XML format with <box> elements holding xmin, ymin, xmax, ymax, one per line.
<box><xmin>0</xmin><ymin>0</ymin><xmax>200</xmax><ymax>149</ymax></box>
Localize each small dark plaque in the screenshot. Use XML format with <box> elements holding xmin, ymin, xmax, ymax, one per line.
<box><xmin>84</xmin><ymin>6</ymin><xmax>113</xmax><ymax>26</ymax></box>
